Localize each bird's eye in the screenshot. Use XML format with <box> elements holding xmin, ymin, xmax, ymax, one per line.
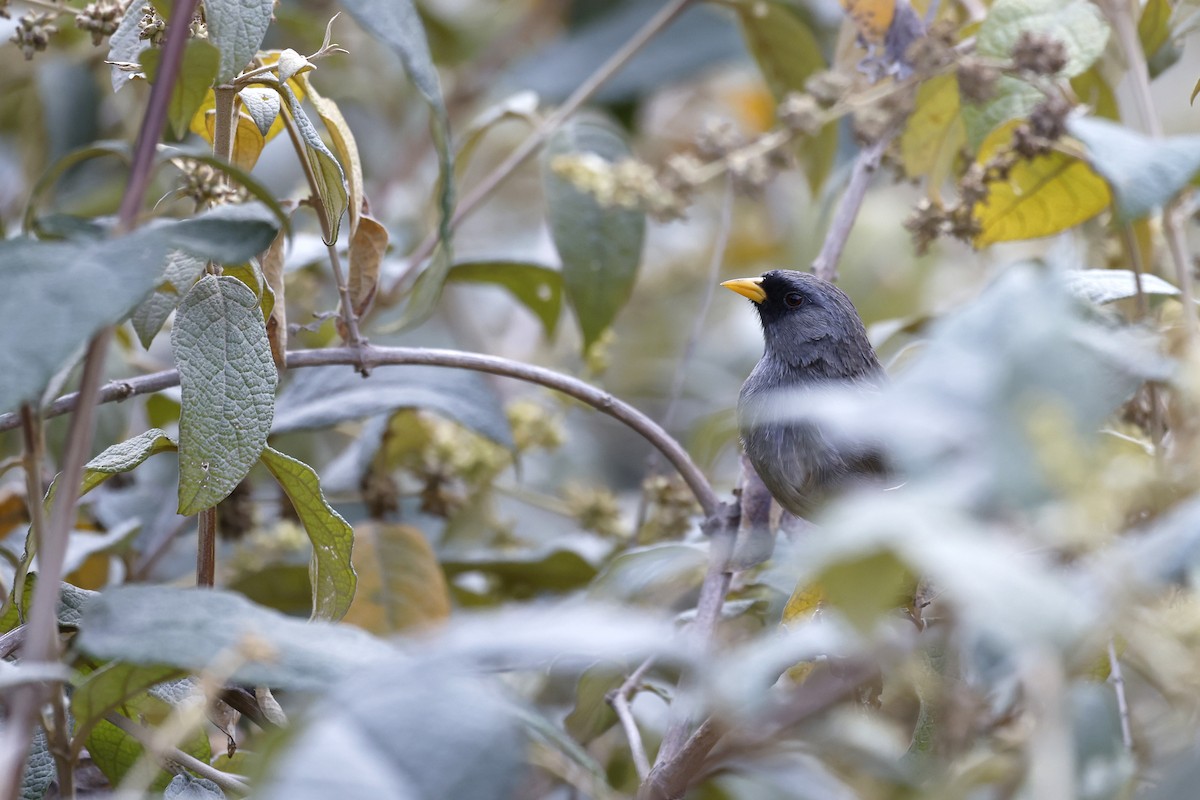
<box><xmin>784</xmin><ymin>292</ymin><xmax>805</xmax><ymax>308</ymax></box>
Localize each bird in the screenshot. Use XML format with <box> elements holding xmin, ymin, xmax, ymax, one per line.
<box><xmin>722</xmin><ymin>269</ymin><xmax>887</xmax><ymax>519</ymax></box>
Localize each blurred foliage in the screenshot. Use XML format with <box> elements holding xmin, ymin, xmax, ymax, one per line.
<box><xmin>3</xmin><ymin>0</ymin><xmax>1200</xmax><ymax>798</ymax></box>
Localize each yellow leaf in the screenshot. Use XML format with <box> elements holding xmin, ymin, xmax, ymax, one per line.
<box><xmin>202</xmin><ymin>110</ymin><xmax>266</xmax><ymax>172</ymax></box>
<box><xmin>840</xmin><ymin>0</ymin><xmax>896</xmax><ymax>45</ymax></box>
<box><xmin>818</xmin><ymin>550</ymin><xmax>914</xmax><ymax>631</ymax></box>
<box><xmin>342</xmin><ymin>522</ymin><xmax>450</xmax><ymax>634</ymax></box>
<box><xmin>188</xmin><ymin>51</ymin><xmax>307</xmax><ymax>146</ymax></box>
<box><xmin>782</xmin><ymin>581</ymin><xmax>824</xmax><ymax>627</ymax></box>
<box><xmin>781</xmin><ymin>580</ymin><xmax>824</xmax><ymax>684</ymax></box>
<box><xmin>901</xmin><ymin>73</ymin><xmax>966</xmax><ymax>180</ymax></box>
<box><xmin>261</xmin><ymin>229</ymin><xmax>287</xmax><ymax>370</ymax></box>
<box><xmin>973</xmin><ymin>120</ymin><xmax>1111</xmax><ymax>246</ymax></box>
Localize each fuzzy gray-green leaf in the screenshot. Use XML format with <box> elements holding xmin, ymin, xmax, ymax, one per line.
<box><xmin>172</xmin><ymin>276</ymin><xmax>276</xmax><ymax>515</ymax></box>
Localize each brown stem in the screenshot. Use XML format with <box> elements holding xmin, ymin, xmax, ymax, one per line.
<box><xmin>197</xmin><ymin>507</ymin><xmax>216</xmax><ymax>587</ymax></box>
<box><xmin>211</xmin><ymin>85</ymin><xmax>238</xmax><ymax>168</ymax></box>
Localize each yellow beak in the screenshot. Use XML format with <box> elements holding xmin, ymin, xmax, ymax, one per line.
<box><xmin>721</xmin><ymin>277</ymin><xmax>767</xmax><ymax>304</ymax></box>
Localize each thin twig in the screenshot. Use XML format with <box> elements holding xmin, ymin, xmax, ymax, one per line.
<box><xmin>1107</xmin><ymin>639</ymin><xmax>1133</xmax><ymax>751</ymax></box>
<box><xmin>104</xmin><ymin>713</ymin><xmax>250</xmax><ymax>796</ymax></box>
<box><xmin>1</xmin><ymin>346</ymin><xmax>719</xmax><ymax>517</ymax></box>
<box><xmin>812</xmin><ymin>129</ymin><xmax>897</xmax><ymax>283</ymax></box>
<box><xmin>654</xmin><ymin>501</ymin><xmax>738</xmax><ymax>765</ymax></box>
<box><xmin>382</xmin><ymin>0</ymin><xmax>698</xmax><ymax>303</ymax></box>
<box><xmin>280</xmin><ymin>110</ymin><xmax>368</xmax><ymax>368</ymax></box>
<box><xmin>607</xmin><ymin>657</ymin><xmax>657</xmax><ymax>780</ymax></box>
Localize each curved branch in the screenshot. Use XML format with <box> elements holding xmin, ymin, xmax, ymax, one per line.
<box><xmin>0</xmin><ymin>345</ymin><xmax>719</xmax><ymax>517</ymax></box>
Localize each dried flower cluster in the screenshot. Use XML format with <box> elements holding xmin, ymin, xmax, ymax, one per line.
<box><xmin>638</xmin><ymin>473</ymin><xmax>702</xmax><ymax>543</ymax></box>
<box><xmin>11</xmin><ymin>12</ymin><xmax>57</xmax><ymax>60</ymax></box>
<box><xmin>178</xmin><ymin>161</ymin><xmax>248</xmax><ymax>208</ymax></box>
<box><xmin>75</xmin><ymin>0</ymin><xmax>123</xmax><ymax>45</ymax></box>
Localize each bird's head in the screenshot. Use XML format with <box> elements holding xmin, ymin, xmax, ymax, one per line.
<box><xmin>722</xmin><ymin>269</ymin><xmax>881</xmax><ymax>378</ymax></box>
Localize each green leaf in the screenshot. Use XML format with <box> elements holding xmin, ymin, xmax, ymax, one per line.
<box><xmin>255</xmin><ymin>662</ymin><xmax>523</xmax><ymax>800</ymax></box>
<box><xmin>159</xmin><ymin>201</ymin><xmax>282</xmax><ymax>264</ymax></box>
<box><xmin>961</xmin><ymin>74</ymin><xmax>1043</xmax><ymax>150</ymax></box>
<box><xmin>173</xmin><ymin>276</ymin><xmax>276</xmax><ymax>515</ymax></box>
<box><xmin>300</xmin><ymin>75</ymin><xmax>365</xmax><ymax>237</ymax></box>
<box><xmin>563</xmin><ymin>665</ymin><xmax>621</xmax><ymax>744</ymax></box>
<box><xmin>259</xmin><ymin>446</ymin><xmax>357</xmax><ymax>622</ymax></box>
<box><xmin>47</xmin><ymin>429</ymin><xmax>177</xmax><ymax>509</ymax></box>
<box><xmin>441</xmin><ymin>542</ymin><xmax>601</xmax><ymax>597</ymax></box>
<box><xmin>166</xmin><ymin>774</ymin><xmax>227</xmax><ymax>799</ymax></box>
<box><xmin>1070</xmin><ymin>67</ymin><xmax>1119</xmax><ymax>121</ymax></box>
<box><xmin>1068</xmin><ymin>116</ymin><xmax>1200</xmax><ymax>222</ymax></box>
<box><xmin>239</xmin><ymin>87</ymin><xmax>281</xmax><ymax>137</ymax></box>
<box><xmin>205</xmin><ymin>0</ymin><xmax>275</xmax><ymax>84</ymax></box>
<box><xmin>542</xmin><ymin>119</ymin><xmax>646</xmax><ymax>352</ymax></box>
<box><xmin>75</xmin><ymin>586</ymin><xmax>396</xmax><ymax>690</ymax></box>
<box><xmin>1139</xmin><ymin>0</ymin><xmax>1176</xmax><ymax>76</ymax></box>
<box><xmin>20</xmin><ymin>729</ymin><xmax>55</xmax><ymax>800</ymax></box>
<box><xmin>70</xmin><ymin>662</ymin><xmax>183</xmax><ymax>747</ymax></box>
<box><xmin>734</xmin><ymin>0</ymin><xmax>837</xmax><ymax>190</ymax></box>
<box><xmin>131</xmin><ymin>251</ymin><xmax>206</xmax><ymax>349</ymax></box>
<box><xmin>0</xmin><ymin>231</ymin><xmax>170</xmax><ymax>415</ymax></box>
<box><xmin>229</xmin><ymin>564</ymin><xmax>313</xmax><ymax>616</ymax></box>
<box><xmin>391</xmin><ymin>243</ymin><xmax>451</xmax><ymax>331</ymax></box>
<box><xmin>280</xmin><ymin>84</ymin><xmax>348</xmax><ymax>245</ymax></box>
<box><xmin>964</xmin><ymin>0</ymin><xmax>1109</xmax><ymax>148</ymax></box>
<box><xmin>161</xmin><ymin>149</ymin><xmax>292</xmax><ymax>234</ymax></box>
<box><xmin>139</xmin><ymin>40</ymin><xmax>221</xmax><ymax>140</ymax></box>
<box><xmin>0</xmin><ymin>575</ymin><xmax>96</xmax><ymax>633</ymax></box>
<box><xmin>586</xmin><ymin>543</ymin><xmax>708</xmax><ymax>606</ymax></box>
<box><xmin>87</xmin><ymin>694</ymin><xmax>211</xmax><ymax>792</ymax></box>
<box><xmin>816</xmin><ymin>549</ymin><xmax>915</xmax><ymax>631</ymax></box>
<box><xmin>1063</xmin><ymin>269</ymin><xmax>1181</xmax><ymax>305</ymax></box>
<box><xmin>445</xmin><ymin>260</ymin><xmax>562</xmax><ymax>338</ymax></box>
<box><xmin>22</xmin><ymin>142</ymin><xmax>130</xmax><ymax>235</ymax></box>
<box><xmin>976</xmin><ymin>0</ymin><xmax>1109</xmax><ymax>78</ymax></box>
<box><xmin>273</xmin><ymin>364</ymin><xmax>513</xmax><ymax>448</ymax></box>
<box><xmin>452</xmin><ymin>91</ymin><xmax>539</xmax><ymax>185</ymax></box>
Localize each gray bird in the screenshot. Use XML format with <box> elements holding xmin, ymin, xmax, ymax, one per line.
<box><xmin>723</xmin><ymin>270</ymin><xmax>887</xmax><ymax>519</ymax></box>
